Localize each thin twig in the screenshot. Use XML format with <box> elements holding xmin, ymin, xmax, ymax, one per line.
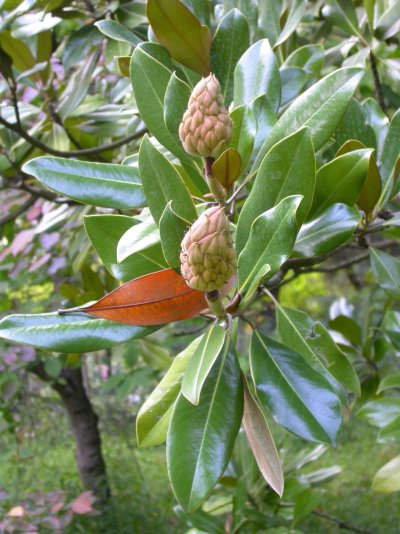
<box><xmin>0</xmin><ymin>195</ymin><xmax>36</xmax><ymax>226</ymax></box>
<box><xmin>0</xmin><ymin>114</ymin><xmax>147</xmax><ymax>157</ymax></box>
<box><xmin>312</xmin><ymin>509</ymin><xmax>376</xmax><ymax>534</ymax></box>
<box><xmin>369</xmin><ymin>51</ymin><xmax>387</xmax><ymax>114</ymax></box>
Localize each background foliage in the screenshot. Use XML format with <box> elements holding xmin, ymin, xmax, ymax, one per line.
<box><xmin>1</xmin><ymin>0</ymin><xmax>400</xmax><ymax>532</ymax></box>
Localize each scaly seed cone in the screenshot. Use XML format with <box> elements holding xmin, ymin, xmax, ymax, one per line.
<box><xmin>180</xmin><ymin>206</ymin><xmax>236</xmax><ymax>292</ymax></box>
<box><xmin>179</xmin><ymin>74</ymin><xmax>233</xmax><ymax>159</ymax></box>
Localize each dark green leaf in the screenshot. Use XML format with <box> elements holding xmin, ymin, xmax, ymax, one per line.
<box><xmin>230</xmin><ymin>105</ymin><xmax>257</xmax><ymax>174</ymax></box>
<box><xmin>159</xmin><ymin>201</ymin><xmax>189</xmax><ymax>269</ymax></box>
<box><xmin>379</xmin><ymin>109</ymin><xmax>400</xmax><ymax>203</ymax></box>
<box><xmin>233</xmin><ymin>39</ymin><xmax>281</xmax><ymax>112</ymax></box>
<box><xmin>0</xmin><ymin>313</ymin><xmax>153</xmax><ymax>353</ymax></box>
<box><xmin>377</xmin><ymin>374</ymin><xmax>400</xmax><ymax>394</ymax></box>
<box><xmin>139</xmin><ymin>135</ymin><xmax>197</xmax><ymax>225</ymax></box>
<box><xmin>238</xmin><ymin>196</ymin><xmax>301</xmax><ymax>294</ymax></box>
<box><xmin>250</xmin><ymin>332</ymin><xmax>342</xmax><ymax>445</ymax></box>
<box><xmin>164</xmin><ymin>73</ymin><xmax>192</xmax><ymax>148</ymax></box>
<box><xmin>251</xmin><ymin>67</ymin><xmax>364</xmax><ymax>173</ymax></box>
<box><xmin>308</xmin><ymin>149</ymin><xmax>372</xmax><ymax>219</ymax></box>
<box><xmin>335</xmin><ymin>99</ymin><xmax>377</xmax><ymax>150</ymax></box>
<box><xmin>276</xmin><ymin>305</ymin><xmax>359</xmax><ymax>397</ymax></box>
<box><xmin>294</xmin><ymin>204</ymin><xmax>361</xmax><ymax>257</ymax></box>
<box><xmin>211</xmin><ymin>8</ymin><xmax>250</xmax><ymax>105</ymax></box>
<box><xmin>236</xmin><ymin>128</ymin><xmax>315</xmax><ymax>252</ymax></box>
<box><xmin>84</xmin><ymin>215</ymin><xmax>167</xmax><ymax>282</ymax></box>
<box><xmin>280</xmin><ymin>67</ymin><xmax>308</xmax><ymax>106</ymax></box>
<box><xmin>167</xmin><ymin>348</ymin><xmax>243</xmax><ymax>512</ymax></box>
<box><xmin>322</xmin><ymin>0</ymin><xmax>362</xmax><ymax>37</ymax></box>
<box><xmin>283</xmin><ymin>44</ymin><xmax>324</xmax><ymax>75</ymax></box>
<box><xmin>375</xmin><ymin>1</ymin><xmax>400</xmax><ymax>39</ymax></box>
<box><xmin>274</xmin><ymin>0</ymin><xmax>307</xmax><ymax>47</ymax></box>
<box><xmin>22</xmin><ymin>156</ymin><xmax>145</xmax><ymax>210</ymax></box>
<box><xmin>370</xmin><ymin>248</ymin><xmax>400</xmax><ymax>299</ymax></box>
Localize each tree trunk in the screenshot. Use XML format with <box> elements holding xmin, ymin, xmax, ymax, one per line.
<box><xmin>31</xmin><ymin>364</ymin><xmax>110</xmax><ymax>501</ymax></box>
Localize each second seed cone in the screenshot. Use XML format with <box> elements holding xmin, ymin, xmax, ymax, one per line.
<box><xmin>179</xmin><ymin>74</ymin><xmax>233</xmax><ymax>159</ymax></box>
<box><xmin>180</xmin><ymin>206</ymin><xmax>236</xmax><ymax>292</ymax></box>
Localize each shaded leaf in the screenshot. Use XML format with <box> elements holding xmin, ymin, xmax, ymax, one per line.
<box><xmin>274</xmin><ymin>0</ymin><xmax>307</xmax><ymax>47</ymax></box>
<box><xmin>370</xmin><ymin>248</ymin><xmax>400</xmax><ymax>299</ymax></box>
<box><xmin>159</xmin><ymin>201</ymin><xmax>189</xmax><ymax>268</ymax></box>
<box><xmin>212</xmin><ymin>148</ymin><xmax>241</xmax><ymax>190</ymax></box>
<box><xmin>242</xmin><ymin>381</ymin><xmax>284</xmax><ymax>496</ymax></box>
<box><xmin>147</xmin><ymin>0</ymin><xmax>211</xmax><ymax>75</ymax></box>
<box><xmin>136</xmin><ymin>336</ymin><xmax>203</xmax><ymax>447</ymax></box>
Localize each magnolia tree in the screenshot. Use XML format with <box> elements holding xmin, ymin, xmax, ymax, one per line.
<box><xmin>1</xmin><ymin>0</ymin><xmax>400</xmax><ymax>529</ymax></box>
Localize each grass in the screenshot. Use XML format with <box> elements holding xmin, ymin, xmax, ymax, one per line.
<box><xmin>0</xmin><ymin>404</ymin><xmax>399</xmax><ymax>533</ymax></box>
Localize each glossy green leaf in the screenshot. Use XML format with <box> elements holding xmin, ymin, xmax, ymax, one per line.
<box><xmin>164</xmin><ymin>73</ymin><xmax>192</xmax><ymax>148</ymax></box>
<box><xmin>84</xmin><ymin>215</ymin><xmax>167</xmax><ymax>282</ymax></box>
<box><xmin>58</xmin><ymin>49</ymin><xmax>99</xmax><ymax>120</ymax></box>
<box><xmin>0</xmin><ymin>313</ymin><xmax>153</xmax><ymax>353</ymax></box>
<box><xmin>136</xmin><ymin>336</ymin><xmax>203</xmax><ymax>447</ymax></box>
<box><xmin>335</xmin><ymin>99</ymin><xmax>377</xmax><ymax>150</ymax></box>
<box><xmin>95</xmin><ymin>20</ymin><xmax>141</xmax><ymax>46</ymax></box>
<box><xmin>362</xmin><ymin>97</ymin><xmax>389</xmax><ymax>158</ymax></box>
<box><xmin>276</xmin><ymin>305</ymin><xmax>359</xmax><ymax>397</ymax></box>
<box><xmin>375</xmin><ymin>1</ymin><xmax>400</xmax><ymax>39</ymax></box>
<box><xmin>242</xmin><ymin>381</ymin><xmax>284</xmax><ymax>496</ymax></box>
<box><xmin>252</xmin><ymin>67</ymin><xmax>364</xmax><ymax>173</ymax></box>
<box><xmin>117</xmin><ymin>214</ymin><xmax>160</xmax><ymax>263</ymax></box>
<box><xmin>250</xmin><ymin>95</ymin><xmax>276</xmax><ymax>164</ymax></box>
<box><xmin>182</xmin><ymin>324</ymin><xmax>226</xmax><ymax>405</ymax></box>
<box><xmin>230</xmin><ymin>105</ymin><xmax>256</xmax><ymax>174</ymax></box>
<box><xmin>147</xmin><ymin>0</ymin><xmax>211</xmax><ymax>76</ymax></box>
<box><xmin>373</xmin><ymin>456</ymin><xmax>400</xmax><ymax>493</ymax></box>
<box><xmin>283</xmin><ymin>44</ymin><xmax>324</xmax><ymax>75</ymax></box>
<box><xmin>234</xmin><ymin>39</ymin><xmax>280</xmax><ymax>112</ymax></box>
<box><xmin>130</xmin><ymin>43</ymin><xmax>190</xmax><ymax>162</ymax></box>
<box><xmin>159</xmin><ymin>201</ymin><xmax>189</xmax><ymax>269</ymax></box>
<box><xmin>211</xmin><ymin>8</ymin><xmax>250</xmax><ymax>105</ymax></box>
<box><xmin>379</xmin><ymin>109</ymin><xmax>400</xmax><ymax>202</ymax></box>
<box><xmin>308</xmin><ymin>149</ymin><xmax>372</xmax><ymax>219</ymax></box>
<box><xmin>238</xmin><ymin>264</ymin><xmax>271</xmax><ymax>310</ymax></box>
<box><xmin>250</xmin><ymin>332</ymin><xmax>342</xmax><ymax>445</ymax></box>
<box><xmin>0</xmin><ymin>30</ymin><xmax>35</xmax><ymax>72</ymax></box>
<box><xmin>358</xmin><ymin>399</ymin><xmax>400</xmax><ymax>428</ymax></box>
<box><xmin>370</xmin><ymin>248</ymin><xmax>400</xmax><ymax>299</ymax></box>
<box><xmin>322</xmin><ymin>0</ymin><xmax>362</xmax><ymax>37</ymax></box>
<box><xmin>378</xmin><ymin>374</ymin><xmax>400</xmax><ymax>394</ymax></box>
<box><xmin>280</xmin><ymin>67</ymin><xmax>308</xmax><ymax>106</ymax></box>
<box><xmin>236</xmin><ymin>128</ymin><xmax>315</xmax><ymax>252</ymax></box>
<box><xmin>274</xmin><ymin>0</ymin><xmax>307</xmax><ymax>47</ymax></box>
<box><xmin>336</xmin><ymin>139</ymin><xmax>381</xmax><ymax>215</ymax></box>
<box><xmin>212</xmin><ymin>148</ymin><xmax>241</xmax><ymax>190</ymax></box>
<box><xmin>167</xmin><ymin>348</ymin><xmax>243</xmax><ymax>512</ymax></box>
<box><xmin>238</xmin><ymin>196</ymin><xmax>301</xmax><ymax>295</ymax></box>
<box><xmin>22</xmin><ymin>156</ymin><xmax>145</xmax><ymax>210</ymax></box>
<box><xmin>294</xmin><ymin>204</ymin><xmax>361</xmax><ymax>257</ymax></box>
<box><xmin>139</xmin><ymin>135</ymin><xmax>197</xmax><ymax>225</ymax></box>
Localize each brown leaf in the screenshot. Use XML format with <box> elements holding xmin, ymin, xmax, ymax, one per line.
<box><xmin>242</xmin><ymin>381</ymin><xmax>284</xmax><ymax>496</ymax></box>
<box><xmin>212</xmin><ymin>148</ymin><xmax>242</xmax><ymax>190</ymax></box>
<box><xmin>60</xmin><ymin>269</ymin><xmax>208</xmax><ymax>326</ymax></box>
<box><xmin>70</xmin><ymin>491</ymin><xmax>95</xmax><ymax>515</ymax></box>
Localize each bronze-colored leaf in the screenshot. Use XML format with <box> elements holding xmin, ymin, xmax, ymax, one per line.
<box><xmin>242</xmin><ymin>380</ymin><xmax>284</xmax><ymax>496</ymax></box>
<box><xmin>59</xmin><ymin>269</ymin><xmax>207</xmax><ymax>326</ymax></box>
<box><xmin>147</xmin><ymin>0</ymin><xmax>211</xmax><ymax>76</ymax></box>
<box><xmin>212</xmin><ymin>147</ymin><xmax>242</xmax><ymax>190</ymax></box>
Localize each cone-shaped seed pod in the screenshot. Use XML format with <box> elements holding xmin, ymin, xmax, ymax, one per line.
<box><xmin>179</xmin><ymin>74</ymin><xmax>233</xmax><ymax>159</ymax></box>
<box><xmin>180</xmin><ymin>206</ymin><xmax>236</xmax><ymax>292</ymax></box>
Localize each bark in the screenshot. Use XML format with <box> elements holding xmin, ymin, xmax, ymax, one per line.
<box><xmin>31</xmin><ymin>363</ymin><xmax>110</xmax><ymax>501</ymax></box>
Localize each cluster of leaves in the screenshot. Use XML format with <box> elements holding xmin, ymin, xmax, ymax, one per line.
<box><xmin>0</xmin><ymin>489</ymin><xmax>96</xmax><ymax>532</ymax></box>
<box><xmin>1</xmin><ymin>0</ymin><xmax>400</xmax><ymax>529</ymax></box>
